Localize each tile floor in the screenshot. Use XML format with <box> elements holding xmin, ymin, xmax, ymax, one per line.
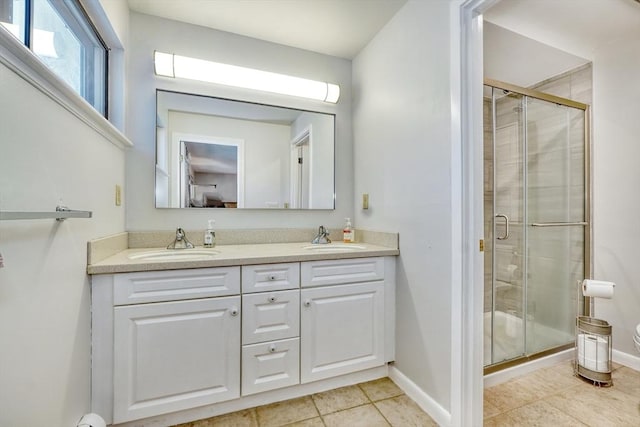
<box><xmin>174</xmin><ymin>362</ymin><xmax>640</xmax><ymax>427</ymax></box>
<box><xmin>172</xmin><ymin>377</ymin><xmax>438</xmax><ymax>427</ymax></box>
<box><xmin>484</xmin><ymin>360</ymin><xmax>640</xmax><ymax>426</ymax></box>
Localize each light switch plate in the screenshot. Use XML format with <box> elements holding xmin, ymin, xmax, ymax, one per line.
<box><xmin>115</xmin><ymin>185</ymin><xmax>122</xmax><ymax>206</ymax></box>
<box><xmin>362</xmin><ymin>193</ymin><xmax>369</xmax><ymax>210</ymax></box>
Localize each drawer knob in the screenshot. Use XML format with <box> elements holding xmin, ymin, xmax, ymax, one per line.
<box><xmin>304</xmin><ymin>300</ymin><xmax>311</xmax><ymax>307</ymax></box>
<box><xmin>269</xmin><ymin>344</ymin><xmax>277</xmax><ymax>353</ymax></box>
<box><xmin>268</xmin><ymin>275</ymin><xmax>277</xmax><ymax>281</ymax></box>
<box><xmin>268</xmin><ymin>295</ymin><xmax>277</xmax><ymax>303</ymax></box>
<box><xmin>230</xmin><ymin>307</ymin><xmax>239</xmax><ymax>316</ymax></box>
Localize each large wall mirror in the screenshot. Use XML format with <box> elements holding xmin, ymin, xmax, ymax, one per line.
<box><xmin>155</xmin><ymin>90</ymin><xmax>336</xmax><ymax>209</ymax></box>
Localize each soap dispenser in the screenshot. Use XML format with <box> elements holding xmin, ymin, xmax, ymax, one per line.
<box><xmin>343</xmin><ymin>218</ymin><xmax>355</xmax><ymax>243</ymax></box>
<box><xmin>204</xmin><ymin>219</ymin><xmax>216</xmax><ymax>248</ymax></box>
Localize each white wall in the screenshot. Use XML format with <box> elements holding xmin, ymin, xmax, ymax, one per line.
<box><xmin>353</xmin><ymin>0</ymin><xmax>454</xmax><ymax>415</ymax></box>
<box><xmin>483</xmin><ymin>21</ymin><xmax>589</xmax><ymax>87</ymax></box>
<box><xmin>127</xmin><ymin>12</ymin><xmax>352</xmax><ymax>230</ymax></box>
<box><xmin>0</xmin><ymin>62</ymin><xmax>126</xmax><ymax>425</ymax></box>
<box><xmin>591</xmin><ymin>38</ymin><xmax>640</xmax><ymax>356</ymax></box>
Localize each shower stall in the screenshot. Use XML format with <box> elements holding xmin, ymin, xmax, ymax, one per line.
<box><xmin>483</xmin><ymin>79</ymin><xmax>590</xmax><ymax>371</ymax></box>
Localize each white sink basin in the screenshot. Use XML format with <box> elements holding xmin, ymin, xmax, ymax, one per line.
<box><xmin>302</xmin><ymin>244</ymin><xmax>366</xmax><ymax>252</ymax></box>
<box><xmin>128</xmin><ymin>249</ymin><xmax>221</xmax><ymax>261</ymax></box>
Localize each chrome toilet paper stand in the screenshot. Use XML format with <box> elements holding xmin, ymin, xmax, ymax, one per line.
<box><xmin>574</xmin><ymin>281</ymin><xmax>613</xmax><ymax>386</ymax></box>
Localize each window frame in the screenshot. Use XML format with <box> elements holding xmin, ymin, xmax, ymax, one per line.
<box><xmin>26</xmin><ymin>0</ymin><xmax>109</xmax><ymax>116</ymax></box>
<box><xmin>0</xmin><ymin>0</ymin><xmax>130</xmax><ymax>148</ymax></box>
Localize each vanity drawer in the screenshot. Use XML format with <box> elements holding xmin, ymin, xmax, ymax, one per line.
<box><xmin>301</xmin><ymin>257</ymin><xmax>384</xmax><ymax>288</ymax></box>
<box><xmin>242</xmin><ymin>263</ymin><xmax>300</xmax><ymax>293</ymax></box>
<box><xmin>242</xmin><ymin>289</ymin><xmax>300</xmax><ymax>344</ymax></box>
<box><xmin>113</xmin><ymin>267</ymin><xmax>240</xmax><ymax>305</ymax></box>
<box><xmin>242</xmin><ymin>338</ymin><xmax>300</xmax><ymax>396</ymax></box>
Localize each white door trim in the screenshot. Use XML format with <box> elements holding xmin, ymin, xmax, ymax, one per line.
<box><xmin>452</xmin><ymin>1</ymin><xmax>501</xmax><ymax>426</ymax></box>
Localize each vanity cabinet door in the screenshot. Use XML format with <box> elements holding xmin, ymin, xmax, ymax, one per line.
<box><xmin>112</xmin><ymin>296</ymin><xmax>240</xmax><ymax>423</ymax></box>
<box><xmin>300</xmin><ymin>282</ymin><xmax>385</xmax><ymax>383</ymax></box>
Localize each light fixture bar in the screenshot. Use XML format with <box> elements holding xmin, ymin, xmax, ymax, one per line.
<box><xmin>154</xmin><ymin>51</ymin><xmax>340</xmax><ymax>103</ymax></box>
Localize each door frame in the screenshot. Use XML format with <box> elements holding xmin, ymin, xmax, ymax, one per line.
<box><xmin>290</xmin><ymin>125</ymin><xmax>312</xmax><ymax>209</ymax></box>
<box><xmin>454</xmin><ymin>1</ymin><xmax>502</xmax><ymax>425</ymax></box>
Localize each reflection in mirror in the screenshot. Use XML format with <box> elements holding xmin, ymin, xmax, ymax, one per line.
<box><xmin>155</xmin><ymin>90</ymin><xmax>336</xmax><ymax>209</ymax></box>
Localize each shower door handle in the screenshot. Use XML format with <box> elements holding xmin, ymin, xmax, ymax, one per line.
<box><xmin>495</xmin><ymin>214</ymin><xmax>510</xmax><ymax>240</ymax></box>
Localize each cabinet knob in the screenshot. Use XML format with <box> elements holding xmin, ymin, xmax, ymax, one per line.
<box><xmin>304</xmin><ymin>300</ymin><xmax>311</xmax><ymax>307</ymax></box>
<box><xmin>230</xmin><ymin>307</ymin><xmax>239</xmax><ymax>316</ymax></box>
<box><xmin>268</xmin><ymin>295</ymin><xmax>277</xmax><ymax>303</ymax></box>
<box><xmin>269</xmin><ymin>344</ymin><xmax>276</xmax><ymax>353</ymax></box>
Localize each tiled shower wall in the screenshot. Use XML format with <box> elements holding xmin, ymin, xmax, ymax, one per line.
<box><xmin>483</xmin><ymin>65</ymin><xmax>592</xmax><ymax>333</ymax></box>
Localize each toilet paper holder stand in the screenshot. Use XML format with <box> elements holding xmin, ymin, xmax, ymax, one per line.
<box><xmin>574</xmin><ymin>281</ymin><xmax>613</xmax><ymax>386</ymax></box>
<box><xmin>574</xmin><ymin>316</ymin><xmax>612</xmax><ymax>386</ymax></box>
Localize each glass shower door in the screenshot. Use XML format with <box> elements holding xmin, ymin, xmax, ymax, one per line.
<box><xmin>525</xmin><ymin>98</ymin><xmax>586</xmax><ymax>355</ymax></box>
<box><xmin>488</xmin><ymin>87</ymin><xmax>526</xmax><ymax>365</ymax></box>
<box><xmin>484</xmin><ymin>81</ymin><xmax>588</xmax><ymax>370</ymax></box>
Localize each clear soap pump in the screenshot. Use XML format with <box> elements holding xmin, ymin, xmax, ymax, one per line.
<box><xmin>343</xmin><ymin>218</ymin><xmax>355</xmax><ymax>243</ymax></box>
<box><xmin>204</xmin><ymin>219</ymin><xmax>216</xmax><ymax>248</ymax></box>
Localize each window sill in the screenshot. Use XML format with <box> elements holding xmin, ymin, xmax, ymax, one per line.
<box><xmin>0</xmin><ymin>27</ymin><xmax>133</xmax><ymax>150</ymax></box>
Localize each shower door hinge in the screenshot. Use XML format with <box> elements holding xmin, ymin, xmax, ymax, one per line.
<box><xmin>479</xmin><ymin>239</ymin><xmax>484</xmax><ymax>252</ymax></box>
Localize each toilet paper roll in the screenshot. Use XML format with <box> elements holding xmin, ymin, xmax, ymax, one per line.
<box><xmin>582</xmin><ymin>279</ymin><xmax>615</xmax><ymax>299</ymax></box>
<box><xmin>77</xmin><ymin>413</ymin><xmax>106</xmax><ymax>427</ymax></box>
<box><xmin>577</xmin><ymin>333</ymin><xmax>609</xmax><ymax>372</ymax></box>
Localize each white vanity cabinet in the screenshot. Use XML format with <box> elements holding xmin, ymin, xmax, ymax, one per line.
<box><xmin>300</xmin><ymin>257</ymin><xmax>391</xmax><ymax>383</ymax></box>
<box><xmin>91</xmin><ymin>254</ymin><xmax>395</xmax><ymax>425</ymax></box>
<box><xmin>241</xmin><ymin>263</ymin><xmax>301</xmax><ymax>396</ymax></box>
<box><xmin>92</xmin><ymin>267</ymin><xmax>241</xmax><ymax>424</ymax></box>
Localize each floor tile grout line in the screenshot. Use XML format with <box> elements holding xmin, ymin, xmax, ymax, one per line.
<box><xmin>484</xmin><ymin>378</ymin><xmax>587</xmax><ymax>419</ymax></box>
<box><xmin>484</xmin><ymin>390</ymin><xmax>592</xmax><ymax>427</ymax></box>
<box><xmin>370</xmin><ymin>400</ymin><xmax>393</xmax><ymax>427</ymax></box>
<box><xmin>493</xmin><ymin>385</ymin><xmax>585</xmax><ymax>416</ymax></box>
<box><xmin>307</xmin><ymin>392</ymin><xmax>326</xmax><ymax>427</ymax></box>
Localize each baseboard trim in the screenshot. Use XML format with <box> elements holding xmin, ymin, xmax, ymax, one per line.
<box><xmin>388</xmin><ymin>365</ymin><xmax>451</xmax><ymax>427</ymax></box>
<box><xmin>613</xmin><ymin>349</ymin><xmax>640</xmax><ymax>371</ymax></box>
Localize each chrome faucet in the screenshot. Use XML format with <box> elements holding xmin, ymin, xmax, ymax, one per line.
<box><xmin>167</xmin><ymin>228</ymin><xmax>195</xmax><ymax>249</ymax></box>
<box><xmin>311</xmin><ymin>225</ymin><xmax>331</xmax><ymax>244</ymax></box>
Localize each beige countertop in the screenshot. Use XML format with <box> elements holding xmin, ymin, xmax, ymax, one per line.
<box><xmin>87</xmin><ymin>242</ymin><xmax>399</xmax><ymax>275</ymax></box>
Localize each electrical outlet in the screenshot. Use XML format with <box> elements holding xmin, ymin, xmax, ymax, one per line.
<box><xmin>115</xmin><ymin>185</ymin><xmax>122</xmax><ymax>206</ymax></box>
<box><xmin>362</xmin><ymin>193</ymin><xmax>369</xmax><ymax>210</ymax></box>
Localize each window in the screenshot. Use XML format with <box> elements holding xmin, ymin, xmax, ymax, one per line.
<box><xmin>0</xmin><ymin>0</ymin><xmax>108</xmax><ymax>116</ymax></box>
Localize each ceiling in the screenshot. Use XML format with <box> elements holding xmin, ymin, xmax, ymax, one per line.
<box><xmin>484</xmin><ymin>0</ymin><xmax>640</xmax><ymax>60</ymax></box>
<box><xmin>127</xmin><ymin>0</ymin><xmax>407</xmax><ymax>59</ymax></box>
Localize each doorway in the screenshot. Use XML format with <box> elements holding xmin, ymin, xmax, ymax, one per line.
<box><xmin>290</xmin><ymin>126</ymin><xmax>312</xmax><ymax>209</ymax></box>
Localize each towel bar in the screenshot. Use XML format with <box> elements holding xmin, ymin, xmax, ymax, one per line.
<box><xmin>0</xmin><ymin>205</ymin><xmax>92</xmax><ymax>221</ymax></box>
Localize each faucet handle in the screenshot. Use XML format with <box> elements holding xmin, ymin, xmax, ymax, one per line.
<box><xmin>168</xmin><ymin>227</ymin><xmax>194</xmax><ymax>249</ymax></box>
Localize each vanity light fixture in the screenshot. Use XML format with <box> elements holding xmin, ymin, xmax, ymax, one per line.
<box><xmin>153</xmin><ymin>51</ymin><xmax>340</xmax><ymax>103</ymax></box>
